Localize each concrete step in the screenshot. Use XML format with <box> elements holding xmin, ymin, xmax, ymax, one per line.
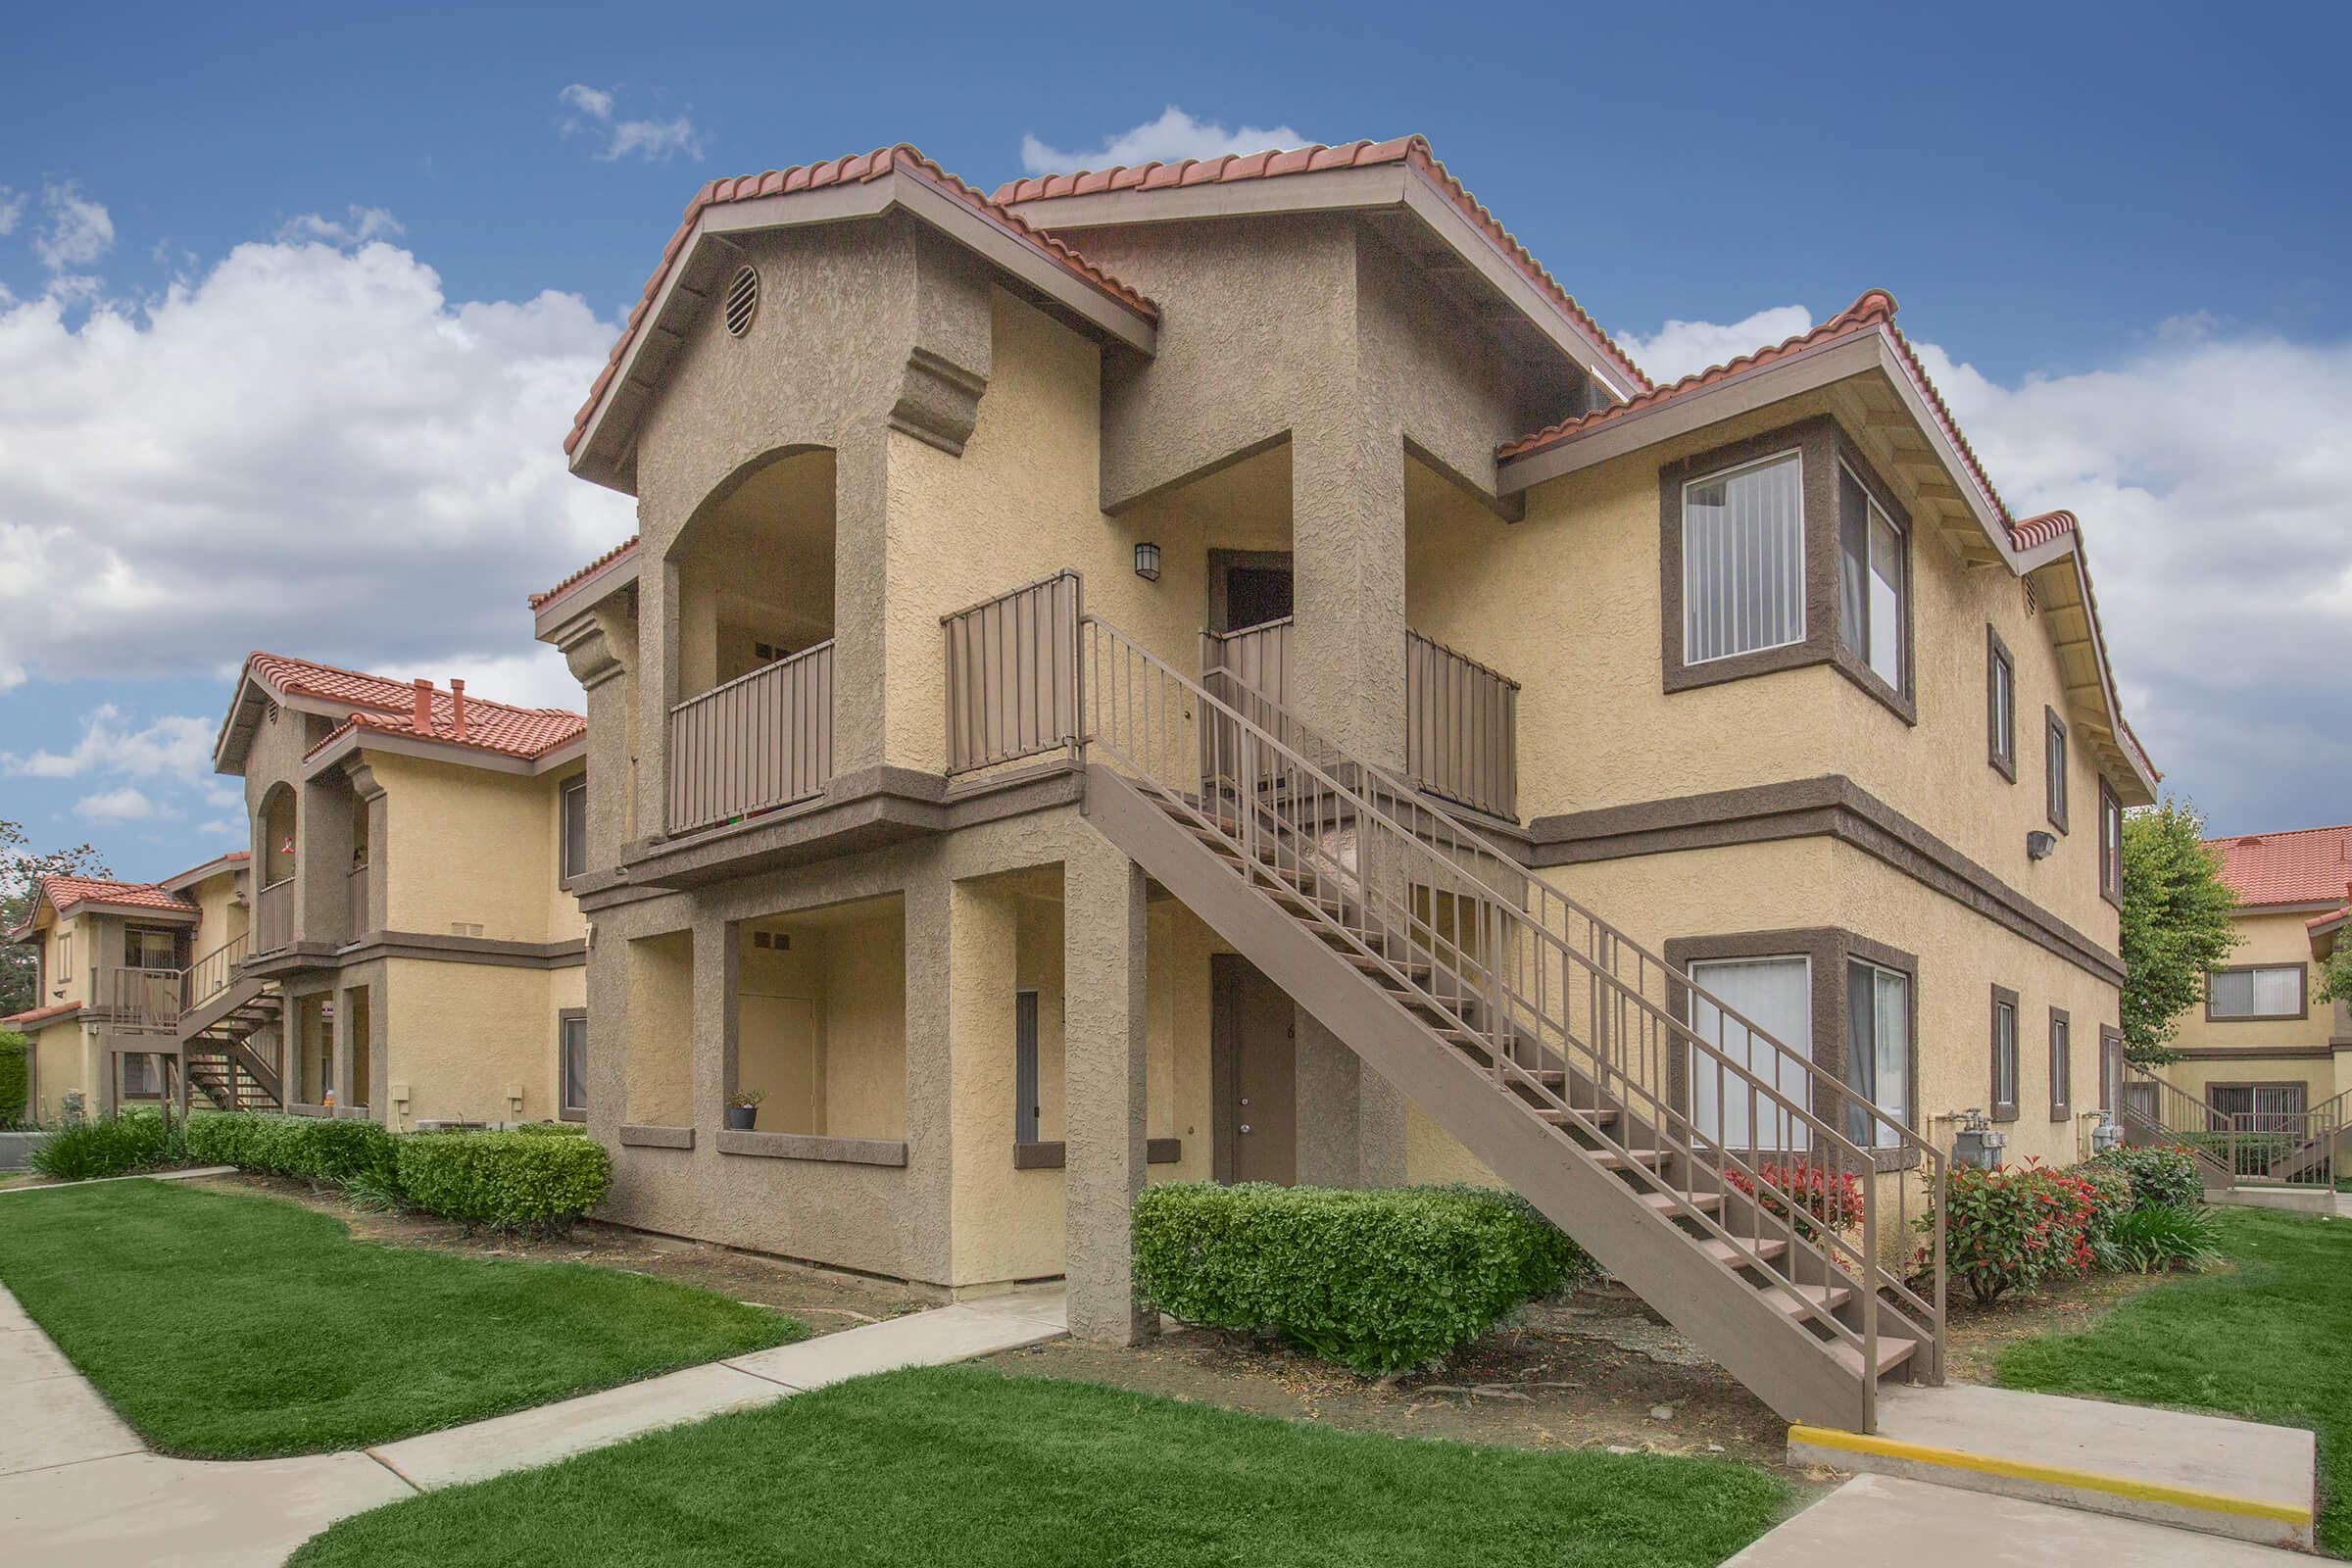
<box><xmin>1788</xmin><ymin>1383</ymin><xmax>2317</xmax><ymax>1550</ymax></box>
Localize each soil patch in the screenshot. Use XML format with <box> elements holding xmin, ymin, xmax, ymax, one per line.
<box><xmin>181</xmin><ymin>1170</ymin><xmax>931</xmax><ymax>1335</ymax></box>
<box><xmin>1942</xmin><ymin>1263</ymin><xmax>2204</xmax><ymax>1382</ymax></box>
<box><xmin>995</xmin><ymin>1284</ymin><xmax>1818</xmax><ymax>1481</ymax></box>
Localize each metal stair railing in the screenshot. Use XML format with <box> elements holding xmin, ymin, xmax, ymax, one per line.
<box><xmin>179</xmin><ymin>933</ymin><xmax>251</xmax><ymax>1014</ymax></box>
<box><xmin>1077</xmin><ymin>613</ymin><xmax>1945</xmax><ymax>1421</ymax></box>
<box><xmin>2118</xmin><ymin>1065</ymin><xmax>2238</xmax><ymax>1186</ymax></box>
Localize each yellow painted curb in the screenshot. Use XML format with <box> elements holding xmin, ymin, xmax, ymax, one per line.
<box><xmin>1788</xmin><ymin>1423</ymin><xmax>2313</xmax><ymax>1527</ymax></box>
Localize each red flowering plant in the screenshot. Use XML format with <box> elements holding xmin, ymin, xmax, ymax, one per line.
<box><xmin>1722</xmin><ymin>1161</ymin><xmax>1867</xmax><ymax>1243</ymax></box>
<box><xmin>1916</xmin><ymin>1157</ymin><xmax>2099</xmax><ymax>1305</ymax></box>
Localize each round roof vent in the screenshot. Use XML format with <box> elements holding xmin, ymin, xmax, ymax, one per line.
<box><xmin>723</xmin><ymin>265</ymin><xmax>760</xmax><ymax>338</ymax></box>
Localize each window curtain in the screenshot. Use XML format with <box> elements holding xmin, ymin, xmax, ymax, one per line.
<box><xmin>1685</xmin><ymin>456</ymin><xmax>1803</xmax><ymax>662</ymax></box>
<box><xmin>1689</xmin><ymin>956</ymin><xmax>1812</xmax><ymax>1152</ymax></box>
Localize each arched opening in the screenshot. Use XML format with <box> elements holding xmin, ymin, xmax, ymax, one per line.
<box><xmin>255</xmin><ymin>783</ymin><xmax>298</xmax><ymax>955</ymax></box>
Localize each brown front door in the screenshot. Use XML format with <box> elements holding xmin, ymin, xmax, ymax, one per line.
<box><xmin>1213</xmin><ymin>955</ymin><xmax>1296</xmax><ymax>1184</ymax></box>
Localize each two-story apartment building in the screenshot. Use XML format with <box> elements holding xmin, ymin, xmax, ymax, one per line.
<box><xmin>533</xmin><ymin>137</ymin><xmax>2155</xmax><ymax>1433</ymax></box>
<box><xmin>2154</xmin><ymin>824</ymin><xmax>2352</xmax><ymax>1124</ymax></box>
<box><xmin>4</xmin><ymin>854</ymin><xmax>246</xmax><ymax>1119</ymax></box>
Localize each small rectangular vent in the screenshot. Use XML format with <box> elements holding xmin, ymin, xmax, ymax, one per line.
<box><xmin>752</xmin><ymin>930</ymin><xmax>791</xmax><ymax>952</ymax></box>
<box><xmin>450</xmin><ymin>922</ymin><xmax>484</xmax><ymax>939</ymax></box>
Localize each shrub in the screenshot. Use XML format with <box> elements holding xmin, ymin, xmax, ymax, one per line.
<box><xmin>2109</xmin><ymin>1202</ymin><xmax>2224</xmax><ymax>1274</ymax></box>
<box><xmin>2069</xmin><ymin>1162</ymin><xmax>2134</xmax><ymax>1268</ymax></box>
<box><xmin>1723</xmin><ymin>1161</ymin><xmax>1866</xmax><ymax>1241</ymax></box>
<box><xmin>28</xmin><ymin>1110</ymin><xmax>182</xmax><ymax>1181</ymax></box>
<box><xmin>1130</xmin><ymin>1182</ymin><xmax>1589</xmax><ymax>1376</ymax></box>
<box><xmin>1923</xmin><ymin>1161</ymin><xmax>2098</xmax><ymax>1305</ymax></box>
<box><xmin>183</xmin><ymin>1111</ymin><xmax>401</xmax><ymax>1189</ymax></box>
<box><xmin>394</xmin><ymin>1131</ymin><xmax>611</xmax><ymax>1233</ymax></box>
<box><xmin>0</xmin><ymin>1032</ymin><xmax>26</xmax><ymax>1126</ymax></box>
<box><xmin>2176</xmin><ymin>1130</ymin><xmax>2294</xmax><ymax>1178</ymax></box>
<box><xmin>511</xmin><ymin>1121</ymin><xmax>587</xmax><ymax>1137</ymax></box>
<box><xmin>2091</xmin><ymin>1145</ymin><xmax>2204</xmax><ymax>1210</ymax></box>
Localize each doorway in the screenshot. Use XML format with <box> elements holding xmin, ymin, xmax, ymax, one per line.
<box><xmin>1211</xmin><ymin>955</ymin><xmax>1296</xmax><ymax>1184</ymax></box>
<box><xmin>1207</xmin><ymin>550</ymin><xmax>1294</xmax><ymax>634</ymax></box>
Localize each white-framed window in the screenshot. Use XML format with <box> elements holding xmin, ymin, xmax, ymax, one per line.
<box><xmin>1683</xmin><ymin>452</ymin><xmax>1804</xmax><ymax>664</ymax></box>
<box><xmin>1838</xmin><ymin>463</ymin><xmax>1905</xmax><ymax>688</ymax></box>
<box><xmin>1688</xmin><ymin>954</ymin><xmax>1812</xmax><ymax>1152</ymax></box>
<box><xmin>2208</xmin><ymin>964</ymin><xmax>2305</xmax><ymax>1020</ymax></box>
<box><xmin>1843</xmin><ymin>961</ymin><xmax>1910</xmax><ymax>1148</ymax></box>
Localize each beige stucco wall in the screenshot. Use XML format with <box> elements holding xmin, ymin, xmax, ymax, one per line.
<box><xmin>2158</xmin><ymin>907</ymin><xmax>2338</xmax><ymax>1107</ymax></box>
<box><xmin>185</xmin><ymin>867</ymin><xmax>249</xmax><ymax>956</ymax></box>
<box><xmin>26</xmin><ymin>1016</ymin><xmax>90</xmax><ymax>1120</ymax></box>
<box><xmin>379</xmin><ymin>956</ymin><xmax>571</xmax><ymax>1128</ymax></box>
<box><xmin>625</xmin><ymin>930</ymin><xmax>694</xmax><ymax>1126</ymax></box>
<box><xmin>371</xmin><ymin>752</ymin><xmax>581</xmax><ymax>944</ymax></box>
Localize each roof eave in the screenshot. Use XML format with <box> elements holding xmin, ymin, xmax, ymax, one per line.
<box><xmin>303</xmin><ymin>725</ymin><xmax>584</xmax><ymax>782</ymax></box>
<box><xmin>570</xmin><ymin>170</ymin><xmax>1158</xmax><ymax>495</ymax></box>
<box><xmin>531</xmin><ymin>549</ymin><xmax>641</xmax><ymax>640</ymax></box>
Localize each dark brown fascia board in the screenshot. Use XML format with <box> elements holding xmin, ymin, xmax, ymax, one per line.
<box><xmin>1525</xmin><ymin>774</ymin><xmax>2126</xmax><ymax>986</ymax></box>
<box><xmin>533</xmin><ymin>565</ymin><xmax>637</xmax><ymax>644</ymax></box>
<box><xmin>58</xmin><ymin>901</ymin><xmax>199</xmax><ymax>927</ymax></box>
<box><xmin>246</xmin><ymin>933</ymin><xmax>585</xmax><ymax>977</ymax></box>
<box><xmin>300</xmin><ymin>725</ymin><xmax>585</xmax><ymax>783</ymax></box>
<box><xmin>2168</xmin><ymin>1045</ymin><xmax>2333</xmax><ymax>1061</ymax></box>
<box><xmin>570</xmin><ymin>170</ymin><xmax>1157</xmax><ymax>493</ymax></box>
<box><xmin>1004</xmin><ymin>161</ymin><xmax>1641</xmax><ymax>402</ymax></box>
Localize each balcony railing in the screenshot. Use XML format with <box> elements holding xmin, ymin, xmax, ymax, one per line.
<box><xmin>347</xmin><ymin>864</ymin><xmax>372</xmax><ymax>937</ymax></box>
<box><xmin>667</xmin><ymin>640</ymin><xmax>835</xmax><ymax>835</ymax></box>
<box><xmin>107</xmin><ymin>966</ymin><xmax>183</xmax><ymax>1033</ymax></box>
<box><xmin>1404</xmin><ymin>630</ymin><xmax>1520</xmax><ymax>821</ymax></box>
<box><xmin>944</xmin><ymin>571</ymin><xmax>1082</xmax><ymax>775</ymax></box>
<box><xmin>254</xmin><ymin>877</ymin><xmax>295</xmax><ymax>956</ymax></box>
<box><xmin>182</xmin><ymin>933</ymin><xmax>249</xmax><ymax>1012</ymax></box>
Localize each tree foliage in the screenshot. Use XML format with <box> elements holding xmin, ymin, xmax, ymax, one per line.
<box><xmin>0</xmin><ymin>819</ymin><xmax>111</xmax><ymax>1019</ymax></box>
<box><xmin>2119</xmin><ymin>797</ymin><xmax>2240</xmax><ymax>1065</ymax></box>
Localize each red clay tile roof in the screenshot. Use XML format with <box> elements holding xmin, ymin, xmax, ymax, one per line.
<box><xmin>2207</xmin><ymin>824</ymin><xmax>2352</xmax><ymax>909</ymax></box>
<box><xmin>244</xmin><ymin>652</ymin><xmax>586</xmax><ymax>764</ymax></box>
<box><xmin>1</xmin><ymin>1001</ymin><xmax>82</xmax><ymax>1028</ymax></box>
<box><xmin>2009</xmin><ymin>510</ymin><xmax>2078</xmax><ymax>552</ymax></box>
<box><xmin>996</xmin><ymin>136</ymin><xmax>1653</xmax><ymax>396</ymax></box>
<box><xmin>530</xmin><ymin>536</ymin><xmax>640</xmax><ymax>609</ymax></box>
<box><xmin>7</xmin><ymin>874</ymin><xmax>200</xmax><ymax>940</ymax></box>
<box><xmin>567</xmin><ymin>146</ymin><xmax>1158</xmax><ymax>460</ymax></box>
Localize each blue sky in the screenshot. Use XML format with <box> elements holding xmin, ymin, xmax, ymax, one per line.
<box><xmin>3</xmin><ymin>0</ymin><xmax>2348</xmax><ymax>880</ymax></box>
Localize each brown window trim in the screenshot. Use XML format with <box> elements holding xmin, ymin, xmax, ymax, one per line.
<box><xmin>2201</xmin><ymin>1081</ymin><xmax>2311</xmax><ymax>1134</ymax></box>
<box><xmin>1989</xmin><ymin>983</ymin><xmax>2021</xmax><ymax>1123</ymax></box>
<box><xmin>2097</xmin><ymin>777</ymin><xmax>2123</xmax><ymax>909</ymax></box>
<box><xmin>2048</xmin><ymin>1005</ymin><xmax>2072</xmax><ymax>1122</ymax></box>
<box><xmin>1657</xmin><ymin>416</ymin><xmax>1918</xmax><ymax>726</ymax></box>
<box><xmin>1661</xmin><ymin>927</ymin><xmax>1921</xmax><ymax>1172</ymax></box>
<box><xmin>1985</xmin><ymin>624</ymin><xmax>2016</xmax><ymax>782</ymax></box>
<box><xmin>2043</xmin><ymin>707</ymin><xmax>2070</xmax><ymax>834</ymax></box>
<box><xmin>557</xmin><ymin>1006</ymin><xmax>588</xmax><ymax>1123</ymax></box>
<box><xmin>2204</xmin><ymin>962</ymin><xmax>2310</xmax><ymax>1022</ymax></box>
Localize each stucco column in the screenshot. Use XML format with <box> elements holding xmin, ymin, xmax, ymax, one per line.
<box><xmin>690</xmin><ymin>905</ymin><xmax>734</xmax><ymax>1136</ymax></box>
<box><xmin>637</xmin><ymin>555</ymin><xmax>681</xmax><ymax>842</ymax></box>
<box><xmin>585</xmin><ymin>912</ymin><xmax>629</xmax><ymax>1142</ymax></box>
<box><xmin>943</xmin><ymin>874</ymin><xmax>1017</xmax><ymax>1288</ymax></box>
<box><xmin>330</xmin><ymin>984</ymin><xmax>358</xmax><ymax>1112</ymax></box>
<box><xmin>559</xmin><ymin>610</ymin><xmax>635</xmax><ymax>867</ymax></box>
<box><xmin>1062</xmin><ymin>840</ymin><xmax>1150</xmax><ymax>1344</ymax></box>
<box><xmin>826</xmin><ymin>431</ymin><xmax>892</xmax><ymax>778</ymax></box>
<box><xmin>1288</xmin><ymin>416</ymin><xmax>1408</xmax><ymax>768</ymax></box>
<box><xmin>1293</xmin><ymin>1014</ymin><xmax>1408</xmax><ymax>1188</ymax></box>
<box><xmin>898</xmin><ymin>869</ymin><xmax>956</xmax><ymax>1288</ymax></box>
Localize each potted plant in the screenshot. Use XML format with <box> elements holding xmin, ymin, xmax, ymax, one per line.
<box><xmin>725</xmin><ymin>1088</ymin><xmax>764</xmax><ymax>1131</ymax></box>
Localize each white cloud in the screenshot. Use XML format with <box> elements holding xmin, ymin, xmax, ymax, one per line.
<box><xmin>1019</xmin><ymin>106</ymin><xmax>1305</xmax><ymax>174</ymax></box>
<box><xmin>558</xmin><ymin>82</ymin><xmax>703</xmax><ymax>164</ymax></box>
<box><xmin>33</xmin><ymin>182</ymin><xmax>114</xmax><ymax>271</ymax></box>
<box><xmin>0</xmin><ymin>187</ymin><xmax>24</xmax><ymax>236</ymax></box>
<box><xmin>5</xmin><ymin>706</ymin><xmax>214</xmax><ymax>779</ymax></box>
<box><xmin>74</xmin><ymin>786</ymin><xmax>171</xmax><ymax>823</ymax></box>
<box><xmin>1618</xmin><ymin>304</ymin><xmax>2352</xmax><ymax>833</ymax></box>
<box><xmin>0</xmin><ymin>227</ymin><xmax>636</xmax><ymax>706</ymax></box>
<box><xmin>1618</xmin><ymin>305</ymin><xmax>1816</xmax><ymax>385</ymax></box>
<box><xmin>275</xmin><ymin>206</ymin><xmax>405</xmax><ymax>248</ymax></box>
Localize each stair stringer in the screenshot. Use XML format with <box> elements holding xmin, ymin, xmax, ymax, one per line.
<box><xmin>1087</xmin><ymin>765</ymin><xmax>1878</xmax><ymax>1430</ymax></box>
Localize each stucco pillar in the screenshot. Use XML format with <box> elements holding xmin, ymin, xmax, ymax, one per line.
<box><xmin>826</xmin><ymin>431</ymin><xmax>893</xmax><ymax>779</ymax></box>
<box><xmin>637</xmin><ymin>554</ymin><xmax>682</xmax><ymax>842</ymax></box>
<box><xmin>1288</xmin><ymin>416</ymin><xmax>1408</xmax><ymax>768</ymax></box>
<box><xmin>943</xmin><ymin>875</ymin><xmax>1018</xmax><ymax>1288</ymax></box>
<box><xmin>690</xmin><ymin>905</ymin><xmax>733</xmax><ymax>1137</ymax></box>
<box><xmin>1062</xmin><ymin>840</ymin><xmax>1150</xmax><ymax>1344</ymax></box>
<box><xmin>1293</xmin><ymin>1013</ymin><xmax>1408</xmax><ymax>1188</ymax></box>
<box><xmin>585</xmin><ymin>912</ymin><xmax>629</xmax><ymax>1142</ymax></box>
<box><xmin>558</xmin><ymin>609</ymin><xmax>635</xmax><ymax>868</ymax></box>
<box><xmin>898</xmin><ymin>869</ymin><xmax>956</xmax><ymax>1287</ymax></box>
<box><xmin>330</xmin><ymin>984</ymin><xmax>358</xmax><ymax>1112</ymax></box>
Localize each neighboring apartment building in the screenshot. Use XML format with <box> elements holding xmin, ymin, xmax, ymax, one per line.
<box><xmin>2155</xmin><ymin>825</ymin><xmax>2352</xmax><ymax>1122</ymax></box>
<box><xmin>532</xmin><ymin>136</ymin><xmax>2155</xmax><ymax>1432</ymax></box>
<box><xmin>4</xmin><ymin>656</ymin><xmax>591</xmax><ymax>1130</ymax></box>
<box><xmin>4</xmin><ymin>855</ymin><xmax>247</xmax><ymax>1120</ymax></box>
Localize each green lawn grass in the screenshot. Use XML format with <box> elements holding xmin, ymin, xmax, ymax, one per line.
<box><xmin>0</xmin><ymin>1180</ymin><xmax>804</xmax><ymax>1457</ymax></box>
<box><xmin>1997</xmin><ymin>1206</ymin><xmax>2348</xmax><ymax>1556</ymax></box>
<box><xmin>291</xmin><ymin>1364</ymin><xmax>1788</xmax><ymax>1567</ymax></box>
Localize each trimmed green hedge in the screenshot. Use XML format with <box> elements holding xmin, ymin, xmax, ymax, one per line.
<box><xmin>184</xmin><ymin>1112</ymin><xmax>400</xmax><ymax>1187</ymax></box>
<box><xmin>2090</xmin><ymin>1145</ymin><xmax>2205</xmax><ymax>1210</ymax></box>
<box><xmin>394</xmin><ymin>1132</ymin><xmax>611</xmax><ymax>1232</ymax></box>
<box><xmin>29</xmin><ymin>1111</ymin><xmax>181</xmax><ymax>1181</ymax></box>
<box><xmin>0</xmin><ymin>1032</ymin><xmax>26</xmax><ymax>1126</ymax></box>
<box><xmin>1132</xmin><ymin>1182</ymin><xmax>1590</xmax><ymax>1376</ymax></box>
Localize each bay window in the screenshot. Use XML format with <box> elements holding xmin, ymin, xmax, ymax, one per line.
<box><xmin>1838</xmin><ymin>464</ymin><xmax>1906</xmax><ymax>689</ymax></box>
<box><xmin>1843</xmin><ymin>960</ymin><xmax>1911</xmax><ymax>1148</ymax></box>
<box><xmin>1682</xmin><ymin>452</ymin><xmax>1804</xmax><ymax>664</ymax></box>
<box><xmin>1687</xmin><ymin>954</ymin><xmax>1812</xmax><ymax>1152</ymax></box>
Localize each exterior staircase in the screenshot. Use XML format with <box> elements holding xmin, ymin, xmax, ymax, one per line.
<box><xmin>175</xmin><ymin>939</ymin><xmax>284</xmax><ymax>1113</ymax></box>
<box><xmin>1073</xmin><ymin>613</ymin><xmax>1946</xmax><ymax>1433</ymax></box>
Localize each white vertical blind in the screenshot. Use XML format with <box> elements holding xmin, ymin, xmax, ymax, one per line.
<box><xmin>2208</xmin><ymin>965</ymin><xmax>2303</xmax><ymax>1017</ymax></box>
<box><xmin>1684</xmin><ymin>454</ymin><xmax>1804</xmax><ymax>663</ymax></box>
<box><xmin>1845</xmin><ymin>961</ymin><xmax>1910</xmax><ymax>1147</ymax></box>
<box><xmin>1690</xmin><ymin>956</ymin><xmax>1812</xmax><ymax>1151</ymax></box>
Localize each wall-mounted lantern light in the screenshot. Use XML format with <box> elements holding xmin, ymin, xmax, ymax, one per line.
<box><xmin>2027</xmin><ymin>830</ymin><xmax>2057</xmax><ymax>861</ymax></box>
<box><xmin>1133</xmin><ymin>541</ymin><xmax>1161</xmax><ymax>582</ymax></box>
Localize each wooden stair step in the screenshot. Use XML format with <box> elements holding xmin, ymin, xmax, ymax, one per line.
<box><xmin>1530</xmin><ymin>1105</ymin><xmax>1620</xmax><ymax>1128</ymax></box>
<box><xmin>1588</xmin><ymin>1147</ymin><xmax>1668</xmax><ymax>1172</ymax></box>
<box><xmin>1826</xmin><ymin>1334</ymin><xmax>1919</xmax><ymax>1380</ymax></box>
<box><xmin>1759</xmin><ymin>1282</ymin><xmax>1854</xmax><ymax>1320</ymax></box>
<box><xmin>1636</xmin><ymin>1189</ymin><xmax>1724</xmax><ymax>1216</ymax></box>
<box><xmin>1697</xmin><ymin>1237</ymin><xmax>1790</xmax><ymax>1268</ymax></box>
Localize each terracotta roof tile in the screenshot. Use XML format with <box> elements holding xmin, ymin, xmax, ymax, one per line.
<box><xmin>2205</xmin><ymin>824</ymin><xmax>2352</xmax><ymax>908</ymax></box>
<box><xmin>996</xmin><ymin>136</ymin><xmax>1652</xmax><ymax>396</ymax></box>
<box><xmin>1</xmin><ymin>1001</ymin><xmax>82</xmax><ymax>1028</ymax></box>
<box><xmin>246</xmin><ymin>652</ymin><xmax>586</xmax><ymax>763</ymax></box>
<box><xmin>7</xmin><ymin>874</ymin><xmax>200</xmax><ymax>940</ymax></box>
<box><xmin>530</xmin><ymin>536</ymin><xmax>640</xmax><ymax>609</ymax></box>
<box><xmin>2009</xmin><ymin>511</ymin><xmax>2079</xmax><ymax>552</ymax></box>
<box><xmin>568</xmin><ymin>146</ymin><xmax>1157</xmax><ymax>460</ymax></box>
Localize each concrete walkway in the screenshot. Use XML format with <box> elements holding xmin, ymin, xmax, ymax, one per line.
<box><xmin>1728</xmin><ymin>1473</ymin><xmax>2314</xmax><ymax>1567</ymax></box>
<box><xmin>0</xmin><ymin>1277</ymin><xmax>1066</xmax><ymax>1567</ymax></box>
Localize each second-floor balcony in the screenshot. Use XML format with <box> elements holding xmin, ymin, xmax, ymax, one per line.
<box><xmin>665</xmin><ymin>640</ymin><xmax>836</xmax><ymax>835</ymax></box>
<box><xmin>254</xmin><ymin>876</ymin><xmax>295</xmax><ymax>956</ymax></box>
